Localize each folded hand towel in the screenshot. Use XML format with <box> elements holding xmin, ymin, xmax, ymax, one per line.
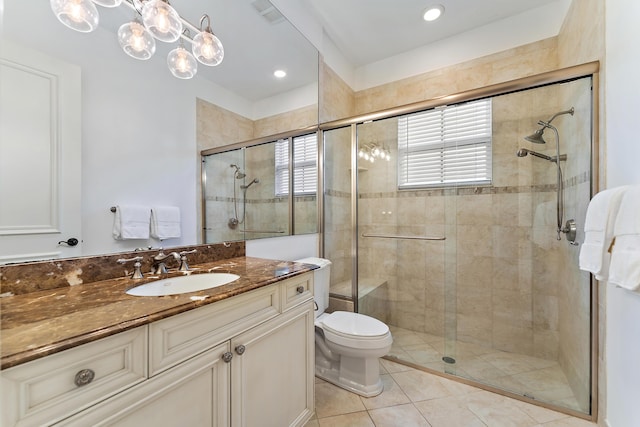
<box><xmin>112</xmin><ymin>205</ymin><xmax>151</xmax><ymax>240</ymax></box>
<box><xmin>150</xmin><ymin>206</ymin><xmax>181</xmax><ymax>240</ymax></box>
<box><xmin>578</xmin><ymin>186</ymin><xmax>628</xmax><ymax>280</ymax></box>
<box><xmin>609</xmin><ymin>185</ymin><xmax>640</xmax><ymax>290</ymax></box>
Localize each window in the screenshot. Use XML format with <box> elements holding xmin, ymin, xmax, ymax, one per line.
<box><xmin>275</xmin><ymin>133</ymin><xmax>317</xmax><ymax>196</ymax></box>
<box><xmin>397</xmin><ymin>99</ymin><xmax>492</xmax><ymax>188</ymax></box>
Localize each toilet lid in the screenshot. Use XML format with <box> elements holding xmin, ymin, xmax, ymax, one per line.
<box><xmin>321</xmin><ymin>311</ymin><xmax>389</xmax><ymax>338</ymax></box>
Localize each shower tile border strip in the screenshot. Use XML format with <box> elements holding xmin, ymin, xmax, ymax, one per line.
<box><xmin>325</xmin><ymin>171</ymin><xmax>589</xmax><ymax>199</ymax></box>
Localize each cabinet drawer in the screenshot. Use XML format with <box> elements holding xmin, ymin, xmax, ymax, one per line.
<box><xmin>281</xmin><ymin>272</ymin><xmax>313</xmax><ymax>312</ymax></box>
<box><xmin>1</xmin><ymin>327</ymin><xmax>147</xmax><ymax>427</ymax></box>
<box><xmin>149</xmin><ymin>283</ymin><xmax>280</xmax><ymax>376</ymax></box>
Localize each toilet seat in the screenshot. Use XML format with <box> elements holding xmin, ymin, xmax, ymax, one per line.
<box><xmin>319</xmin><ymin>311</ymin><xmax>393</xmax><ymax>350</ymax></box>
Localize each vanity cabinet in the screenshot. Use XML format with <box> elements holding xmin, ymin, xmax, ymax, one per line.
<box><xmin>2</xmin><ymin>272</ymin><xmax>314</xmax><ymax>427</ymax></box>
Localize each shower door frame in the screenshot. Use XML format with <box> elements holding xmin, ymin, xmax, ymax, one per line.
<box><xmin>318</xmin><ymin>61</ymin><xmax>600</xmax><ymax>421</ymax></box>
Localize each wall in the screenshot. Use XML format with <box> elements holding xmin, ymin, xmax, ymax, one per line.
<box><xmin>603</xmin><ymin>1</ymin><xmax>640</xmax><ymax>426</ymax></box>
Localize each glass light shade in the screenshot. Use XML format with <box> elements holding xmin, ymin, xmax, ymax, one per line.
<box><xmin>167</xmin><ymin>45</ymin><xmax>197</xmax><ymax>79</ymax></box>
<box><xmin>118</xmin><ymin>20</ymin><xmax>156</xmax><ymax>60</ymax></box>
<box><xmin>50</xmin><ymin>0</ymin><xmax>99</xmax><ymax>33</ymax></box>
<box><xmin>92</xmin><ymin>0</ymin><xmax>122</xmax><ymax>7</ymax></box>
<box><xmin>141</xmin><ymin>0</ymin><xmax>182</xmax><ymax>42</ymax></box>
<box><xmin>192</xmin><ymin>31</ymin><xmax>224</xmax><ymax>66</ymax></box>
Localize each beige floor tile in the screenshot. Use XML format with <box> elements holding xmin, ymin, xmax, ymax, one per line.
<box><xmin>380</xmin><ymin>358</ymin><xmax>414</xmax><ymax>373</ymax></box>
<box><xmin>360</xmin><ymin>374</ymin><xmax>411</xmax><ymax>410</ymax></box>
<box><xmin>317</xmin><ymin>411</ymin><xmax>375</xmax><ymax>427</ymax></box>
<box><xmin>304</xmin><ymin>419</ymin><xmax>321</xmax><ymax>427</ymax></box>
<box><xmin>368</xmin><ymin>403</ymin><xmax>431</xmax><ymax>427</ymax></box>
<box><xmin>414</xmin><ymin>396</ymin><xmax>485</xmax><ymax>427</ymax></box>
<box><xmin>436</xmin><ymin>375</ymin><xmax>480</xmax><ymax>396</ymax></box>
<box><xmin>539</xmin><ymin>417</ymin><xmax>597</xmax><ymax>427</ymax></box>
<box><xmin>403</xmin><ymin>343</ymin><xmax>443</xmax><ymax>364</ymax></box>
<box><xmin>466</xmin><ymin>394</ymin><xmax>539</xmax><ymax>427</ymax></box>
<box><xmin>315</xmin><ymin>381</ymin><xmax>366</xmax><ymax>418</ymax></box>
<box><xmin>391</xmin><ymin>370</ymin><xmax>453</xmax><ymax>402</ymax></box>
<box><xmin>511</xmin><ymin>399</ymin><xmax>570</xmax><ymax>423</ymax></box>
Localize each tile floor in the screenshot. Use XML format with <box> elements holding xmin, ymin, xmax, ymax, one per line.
<box><xmin>387</xmin><ymin>325</ymin><xmax>586</xmax><ymax>413</ymax></box>
<box><xmin>305</xmin><ymin>359</ymin><xmax>597</xmax><ymax>427</ymax></box>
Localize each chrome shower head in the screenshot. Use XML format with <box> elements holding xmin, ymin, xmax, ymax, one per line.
<box><xmin>524</xmin><ymin>129</ymin><xmax>547</xmax><ymax>144</ymax></box>
<box><xmin>516</xmin><ymin>148</ymin><xmax>563</xmax><ymax>162</ymax></box>
<box><xmin>240</xmin><ymin>178</ymin><xmax>260</xmax><ymax>189</ymax></box>
<box><xmin>230</xmin><ymin>164</ymin><xmax>246</xmax><ymax>179</ymax></box>
<box><xmin>524</xmin><ymin>107</ymin><xmax>574</xmax><ymax>144</ymax></box>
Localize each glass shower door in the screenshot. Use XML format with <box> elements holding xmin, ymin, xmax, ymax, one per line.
<box><xmin>354</xmin><ymin>117</ymin><xmax>453</xmax><ymax>374</ymax></box>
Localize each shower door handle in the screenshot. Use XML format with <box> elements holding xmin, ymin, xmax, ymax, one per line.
<box><xmin>361</xmin><ymin>233</ymin><xmax>445</xmax><ymax>241</ymax></box>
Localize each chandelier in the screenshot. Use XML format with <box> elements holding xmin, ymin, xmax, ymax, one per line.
<box><xmin>50</xmin><ymin>0</ymin><xmax>224</xmax><ymax>79</ymax></box>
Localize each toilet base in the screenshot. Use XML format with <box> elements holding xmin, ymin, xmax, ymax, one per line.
<box><xmin>315</xmin><ymin>354</ymin><xmax>384</xmax><ymax>397</ymax></box>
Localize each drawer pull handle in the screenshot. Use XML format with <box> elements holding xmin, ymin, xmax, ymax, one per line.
<box><xmin>74</xmin><ymin>369</ymin><xmax>95</xmax><ymax>387</ymax></box>
<box><xmin>296</xmin><ymin>286</ymin><xmax>305</xmax><ymax>294</ymax></box>
<box><xmin>235</xmin><ymin>345</ymin><xmax>246</xmax><ymax>355</ymax></box>
<box><xmin>222</xmin><ymin>352</ymin><xmax>233</xmax><ymax>363</ymax></box>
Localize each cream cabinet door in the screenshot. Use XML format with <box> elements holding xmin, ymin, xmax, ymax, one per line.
<box><xmin>231</xmin><ymin>301</ymin><xmax>314</xmax><ymax>427</ymax></box>
<box><xmin>58</xmin><ymin>341</ymin><xmax>231</xmax><ymax>427</ymax></box>
<box><xmin>0</xmin><ymin>40</ymin><xmax>82</xmax><ymax>263</ymax></box>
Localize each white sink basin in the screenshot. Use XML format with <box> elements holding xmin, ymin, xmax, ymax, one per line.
<box><xmin>126</xmin><ymin>273</ymin><xmax>240</xmax><ymax>296</ymax></box>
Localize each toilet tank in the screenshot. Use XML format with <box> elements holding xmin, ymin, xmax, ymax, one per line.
<box><xmin>295</xmin><ymin>257</ymin><xmax>331</xmax><ymax>316</ymax></box>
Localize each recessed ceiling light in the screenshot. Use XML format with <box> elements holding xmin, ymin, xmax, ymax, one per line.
<box><xmin>423</xmin><ymin>4</ymin><xmax>444</xmax><ymax>22</ymax></box>
<box><xmin>274</xmin><ymin>69</ymin><xmax>287</xmax><ymax>78</ymax></box>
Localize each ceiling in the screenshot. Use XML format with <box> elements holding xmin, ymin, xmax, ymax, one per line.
<box><xmin>304</xmin><ymin>0</ymin><xmax>565</xmax><ymax>67</ymax></box>
<box><xmin>17</xmin><ymin>1</ymin><xmax>570</xmax><ymax>105</ymax></box>
<box><xmin>96</xmin><ymin>0</ymin><xmax>319</xmax><ymax>102</ymax></box>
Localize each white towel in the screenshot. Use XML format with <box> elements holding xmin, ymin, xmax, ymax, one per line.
<box><xmin>150</xmin><ymin>206</ymin><xmax>181</xmax><ymax>240</ymax></box>
<box><xmin>609</xmin><ymin>185</ymin><xmax>640</xmax><ymax>290</ymax></box>
<box><xmin>578</xmin><ymin>186</ymin><xmax>628</xmax><ymax>280</ymax></box>
<box><xmin>112</xmin><ymin>205</ymin><xmax>151</xmax><ymax>240</ymax></box>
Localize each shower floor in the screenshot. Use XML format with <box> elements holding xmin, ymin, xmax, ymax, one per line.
<box><xmin>386</xmin><ymin>325</ymin><xmax>584</xmax><ymax>413</ymax></box>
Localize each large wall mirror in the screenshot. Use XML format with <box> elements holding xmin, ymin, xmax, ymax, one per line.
<box><xmin>0</xmin><ymin>0</ymin><xmax>318</xmax><ymax>263</ymax></box>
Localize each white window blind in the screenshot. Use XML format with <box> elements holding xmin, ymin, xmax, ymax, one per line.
<box><xmin>275</xmin><ymin>133</ymin><xmax>317</xmax><ymax>196</ymax></box>
<box><xmin>397</xmin><ymin>99</ymin><xmax>492</xmax><ymax>188</ymax></box>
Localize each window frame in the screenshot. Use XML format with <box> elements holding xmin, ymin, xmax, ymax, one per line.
<box><xmin>397</xmin><ymin>99</ymin><xmax>493</xmax><ymax>189</ymax></box>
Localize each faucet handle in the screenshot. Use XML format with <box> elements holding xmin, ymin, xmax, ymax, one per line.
<box><xmin>178</xmin><ymin>249</ymin><xmax>197</xmax><ymax>271</ymax></box>
<box><xmin>117</xmin><ymin>256</ymin><xmax>144</xmax><ymax>279</ymax></box>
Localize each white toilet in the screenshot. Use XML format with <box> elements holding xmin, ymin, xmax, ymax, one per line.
<box><xmin>296</xmin><ymin>257</ymin><xmax>393</xmax><ymax>397</ymax></box>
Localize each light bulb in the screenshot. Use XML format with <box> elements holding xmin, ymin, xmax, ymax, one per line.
<box><xmin>423</xmin><ymin>5</ymin><xmax>444</xmax><ymax>22</ymax></box>
<box><xmin>358</xmin><ymin>150</ymin><xmax>364</xmax><ymax>158</ymax></box>
<box><xmin>373</xmin><ymin>147</ymin><xmax>380</xmax><ymax>156</ymax></box>
<box><xmin>168</xmin><ymin>45</ymin><xmax>197</xmax><ymax>79</ymax></box>
<box><xmin>118</xmin><ymin>20</ymin><xmax>156</xmax><ymax>60</ymax></box>
<box><xmin>363</xmin><ymin>153</ymin><xmax>369</xmax><ymax>161</ymax></box>
<box><xmin>192</xmin><ymin>31</ymin><xmax>224</xmax><ymax>66</ymax></box>
<box><xmin>142</xmin><ymin>0</ymin><xmax>182</xmax><ymax>42</ymax></box>
<box><xmin>386</xmin><ymin>154</ymin><xmax>391</xmax><ymax>161</ymax></box>
<box><xmin>92</xmin><ymin>0</ymin><xmax>122</xmax><ymax>7</ymax></box>
<box><xmin>50</xmin><ymin>0</ymin><xmax>99</xmax><ymax>32</ymax></box>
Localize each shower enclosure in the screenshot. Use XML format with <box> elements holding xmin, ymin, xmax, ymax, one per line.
<box><xmin>322</xmin><ymin>67</ymin><xmax>597</xmax><ymax>417</ymax></box>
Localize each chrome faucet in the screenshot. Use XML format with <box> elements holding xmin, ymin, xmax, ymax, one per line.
<box><xmin>178</xmin><ymin>249</ymin><xmax>197</xmax><ymax>271</ymax></box>
<box><xmin>151</xmin><ymin>252</ymin><xmax>180</xmax><ymax>274</ymax></box>
<box><xmin>117</xmin><ymin>256</ymin><xmax>145</xmax><ymax>279</ymax></box>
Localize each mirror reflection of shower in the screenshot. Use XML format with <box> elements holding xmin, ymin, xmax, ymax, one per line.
<box><xmin>516</xmin><ymin>107</ymin><xmax>577</xmax><ymax>244</ymax></box>
<box><xmin>228</xmin><ymin>164</ymin><xmax>260</xmax><ymax>230</ymax></box>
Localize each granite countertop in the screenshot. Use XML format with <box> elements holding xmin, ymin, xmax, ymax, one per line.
<box><xmin>0</xmin><ymin>256</ymin><xmax>315</xmax><ymax>370</ymax></box>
